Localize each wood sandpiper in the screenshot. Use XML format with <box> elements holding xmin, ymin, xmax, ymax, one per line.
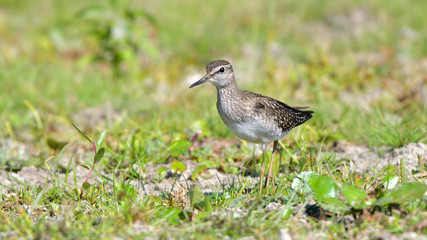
<box><xmin>189</xmin><ymin>60</ymin><xmax>313</xmax><ymax>196</ymax></box>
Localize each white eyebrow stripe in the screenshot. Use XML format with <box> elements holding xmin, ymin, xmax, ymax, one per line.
<box><xmin>211</xmin><ymin>66</ymin><xmax>222</xmax><ymax>74</ymax></box>
<box><xmin>210</xmin><ymin>65</ymin><xmax>230</xmax><ymax>74</ymax></box>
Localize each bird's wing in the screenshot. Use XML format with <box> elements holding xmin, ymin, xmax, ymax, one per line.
<box><xmin>242</xmin><ymin>90</ymin><xmax>313</xmax><ymax>131</ymax></box>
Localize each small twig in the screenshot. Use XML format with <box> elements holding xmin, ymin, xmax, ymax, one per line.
<box><xmin>409</xmin><ymin>172</ymin><xmax>427</xmax><ymax>179</ymax></box>
<box><xmin>182</xmin><ymin>172</ymin><xmax>190</xmax><ymax>191</ymax></box>
<box><xmin>188</xmin><ymin>130</ymin><xmax>202</xmax><ymax>152</ymax></box>
<box><xmin>139</xmin><ymin>157</ymin><xmax>148</xmax><ymax>195</ymax></box>
<box><xmin>84</xmin><ymin>140</ymin><xmax>97</xmax><ymax>183</ymax></box>
<box><xmin>170</xmin><ymin>173</ymin><xmax>179</xmax><ymax>193</ymax></box>
<box><xmin>323</xmin><ymin>157</ymin><xmax>339</xmax><ymax>187</ymax></box>
<box><xmin>80</xmin><ymin>139</ymin><xmax>98</xmax><ymax>199</ymax></box>
<box><xmin>44</xmin><ymin>156</ymin><xmax>55</xmax><ymax>170</ymax></box>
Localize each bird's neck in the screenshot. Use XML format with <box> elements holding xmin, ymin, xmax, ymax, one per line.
<box><xmin>216</xmin><ymin>81</ymin><xmax>239</xmax><ymax>99</ymax></box>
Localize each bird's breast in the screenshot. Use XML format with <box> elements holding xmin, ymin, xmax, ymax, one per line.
<box><xmin>216</xmin><ymin>98</ymin><xmax>288</xmax><ymax>144</ymax></box>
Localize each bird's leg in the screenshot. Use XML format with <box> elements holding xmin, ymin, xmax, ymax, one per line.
<box><xmin>265</xmin><ymin>141</ymin><xmax>278</xmax><ymax>193</ymax></box>
<box><xmin>251</xmin><ymin>144</ymin><xmax>256</xmax><ymax>173</ymax></box>
<box><xmin>258</xmin><ymin>143</ymin><xmax>267</xmax><ymax>197</ymax></box>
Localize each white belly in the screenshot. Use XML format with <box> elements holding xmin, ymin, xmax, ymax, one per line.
<box><xmin>216</xmin><ymin>93</ymin><xmax>289</xmax><ymax>144</ymax></box>
<box><xmin>226</xmin><ymin>119</ymin><xmax>290</xmax><ymax>144</ymax></box>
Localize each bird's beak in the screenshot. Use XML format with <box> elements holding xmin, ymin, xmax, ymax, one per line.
<box><xmin>189</xmin><ymin>75</ymin><xmax>210</xmax><ymax>88</ymax></box>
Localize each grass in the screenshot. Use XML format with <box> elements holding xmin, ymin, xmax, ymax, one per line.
<box><xmin>1</xmin><ymin>0</ymin><xmax>427</xmax><ymax>239</ymax></box>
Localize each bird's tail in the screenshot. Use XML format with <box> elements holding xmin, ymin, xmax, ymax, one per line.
<box><xmin>293</xmin><ymin>106</ymin><xmax>314</xmax><ymax>125</ymax></box>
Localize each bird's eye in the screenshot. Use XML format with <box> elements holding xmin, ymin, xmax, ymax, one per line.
<box><xmin>219</xmin><ymin>67</ymin><xmax>225</xmax><ymax>73</ymax></box>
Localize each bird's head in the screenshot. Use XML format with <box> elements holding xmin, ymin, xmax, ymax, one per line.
<box><xmin>189</xmin><ymin>60</ymin><xmax>235</xmax><ymax>89</ymax></box>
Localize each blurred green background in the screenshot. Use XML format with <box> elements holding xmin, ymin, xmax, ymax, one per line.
<box><xmin>0</xmin><ymin>0</ymin><xmax>426</xmax><ymax>151</ymax></box>
<box><xmin>1</xmin><ymin>1</ymin><xmax>427</xmax><ymax>238</ymax></box>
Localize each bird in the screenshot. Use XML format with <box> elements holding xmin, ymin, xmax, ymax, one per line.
<box><xmin>189</xmin><ymin>60</ymin><xmax>313</xmax><ymax>196</ymax></box>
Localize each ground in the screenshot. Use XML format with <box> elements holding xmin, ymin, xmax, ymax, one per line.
<box><xmin>1</xmin><ymin>0</ymin><xmax>427</xmax><ymax>239</ymax></box>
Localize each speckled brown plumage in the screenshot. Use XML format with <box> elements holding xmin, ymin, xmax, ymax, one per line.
<box><xmin>190</xmin><ymin>59</ymin><xmax>314</xmax><ymax>195</ymax></box>
<box><xmin>246</xmin><ymin>90</ymin><xmax>313</xmax><ymax>132</ymax></box>
<box><xmin>206</xmin><ymin>60</ymin><xmax>231</xmax><ymax>73</ymax></box>
<box><xmin>215</xmin><ymin>86</ymin><xmax>313</xmax><ymax>144</ymax></box>
<box><xmin>190</xmin><ymin>59</ymin><xmax>313</xmax><ymax>145</ymax></box>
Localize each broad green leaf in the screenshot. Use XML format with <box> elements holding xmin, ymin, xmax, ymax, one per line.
<box><xmin>168</xmin><ymin>140</ymin><xmax>191</xmax><ymax>157</ymax></box>
<box><xmin>94</xmin><ymin>148</ymin><xmax>105</xmax><ymax>163</ymax></box>
<box><xmin>278</xmin><ymin>207</ymin><xmax>292</xmax><ymax>219</ymax></box>
<box><xmin>189</xmin><ymin>185</ymin><xmax>204</xmax><ymax>206</ymax></box>
<box><xmin>189</xmin><ymin>185</ymin><xmax>212</xmax><ymax>212</ymax></box>
<box><xmin>384</xmin><ymin>176</ymin><xmax>399</xmax><ymax>190</ymax></box>
<box><xmin>377</xmin><ymin>182</ymin><xmax>427</xmax><ymax>205</ymax></box>
<box><xmin>171</xmin><ymin>160</ymin><xmax>187</xmax><ymax>174</ymax></box>
<box><xmin>291</xmin><ymin>171</ymin><xmax>319</xmax><ymax>194</ymax></box>
<box><xmin>319</xmin><ymin>197</ymin><xmax>350</xmax><ymax>212</ymax></box>
<box><xmin>156</xmin><ymin>167</ymin><xmax>169</xmax><ymax>181</ymax></box>
<box><xmin>310</xmin><ymin>175</ymin><xmax>338</xmax><ymax>201</ymax></box>
<box><xmin>96</xmin><ymin>130</ymin><xmax>107</xmax><ymax>149</ymax></box>
<box><xmin>191</xmin><ymin>164</ymin><xmax>207</xmax><ymax>181</ymax></box>
<box><xmin>309</xmin><ymin>176</ymin><xmax>348</xmax><ymax>213</ymax></box>
<box><xmin>82</xmin><ymin>182</ymin><xmax>91</xmax><ymax>189</ymax></box>
<box><xmin>46</xmin><ymin>138</ymin><xmax>68</xmax><ymax>150</ymax></box>
<box><xmin>341</xmin><ymin>184</ymin><xmax>367</xmax><ymax>208</ymax></box>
